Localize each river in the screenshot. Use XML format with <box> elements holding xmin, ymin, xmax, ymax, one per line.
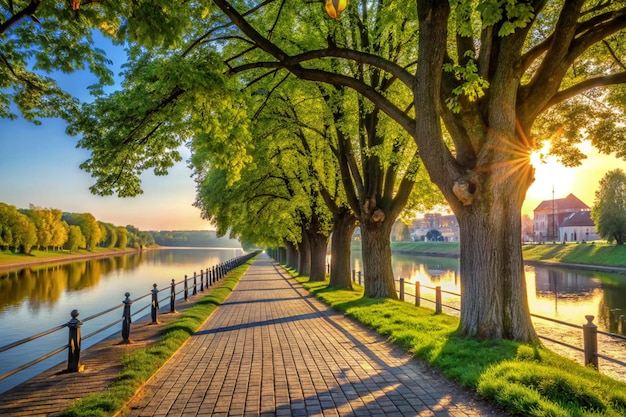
<box><xmin>1</xmin><ymin>247</ymin><xmax>625</xmax><ymax>394</ymax></box>
<box><xmin>0</xmin><ymin>247</ymin><xmax>244</xmax><ymax>393</ymax></box>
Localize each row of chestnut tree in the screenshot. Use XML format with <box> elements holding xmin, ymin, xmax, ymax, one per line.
<box><xmin>0</xmin><ymin>203</ymin><xmax>155</xmax><ymax>254</ymax></box>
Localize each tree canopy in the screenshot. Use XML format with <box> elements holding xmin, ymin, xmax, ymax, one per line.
<box><xmin>5</xmin><ymin>0</ymin><xmax>626</xmax><ymax>342</ymax></box>
<box><xmin>592</xmin><ymin>168</ymin><xmax>626</xmax><ymax>244</ymax></box>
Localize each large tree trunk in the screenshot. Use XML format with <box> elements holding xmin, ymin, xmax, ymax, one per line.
<box><xmin>360</xmin><ymin>215</ymin><xmax>396</xmax><ymax>299</ymax></box>
<box><xmin>329</xmin><ymin>208</ymin><xmax>357</xmax><ymax>289</ymax></box>
<box><xmin>285</xmin><ymin>241</ymin><xmax>298</xmax><ymax>270</ymax></box>
<box><xmin>308</xmin><ymin>231</ymin><xmax>328</xmax><ymax>282</ymax></box>
<box><xmin>298</xmin><ymin>231</ymin><xmax>311</xmax><ymax>276</ymax></box>
<box><xmin>456</xmin><ymin>190</ymin><xmax>536</xmax><ymax>342</ymax></box>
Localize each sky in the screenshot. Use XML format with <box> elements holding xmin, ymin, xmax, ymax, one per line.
<box><xmin>0</xmin><ymin>35</ymin><xmax>211</xmax><ymax>232</ymax></box>
<box><xmin>0</xmin><ymin>36</ymin><xmax>624</xmax><ymax>231</ymax></box>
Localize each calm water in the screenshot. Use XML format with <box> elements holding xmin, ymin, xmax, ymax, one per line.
<box><xmin>0</xmin><ymin>247</ymin><xmax>243</xmax><ymax>393</ymax></box>
<box><xmin>353</xmin><ymin>252</ymin><xmax>626</xmax><ymax>334</ymax></box>
<box><xmin>1</xmin><ymin>248</ymin><xmax>625</xmax><ymax>393</ymax></box>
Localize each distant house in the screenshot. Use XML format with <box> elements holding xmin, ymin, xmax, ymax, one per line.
<box><xmin>533</xmin><ymin>193</ymin><xmax>597</xmax><ymax>242</ymax></box>
<box><xmin>410</xmin><ymin>213</ymin><xmax>460</xmax><ymax>242</ymax></box>
<box><xmin>559</xmin><ymin>211</ymin><xmax>600</xmax><ymax>242</ymax></box>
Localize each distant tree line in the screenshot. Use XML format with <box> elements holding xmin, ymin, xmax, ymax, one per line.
<box><xmin>0</xmin><ymin>203</ymin><xmax>155</xmax><ymax>254</ymax></box>
<box><xmin>152</xmin><ymin>230</ymin><xmax>241</xmax><ymax>248</ymax></box>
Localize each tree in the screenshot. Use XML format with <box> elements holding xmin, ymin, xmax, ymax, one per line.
<box><xmin>592</xmin><ymin>169</ymin><xmax>626</xmax><ymax>244</ymax></box>
<box><xmin>63</xmin><ymin>212</ymin><xmax>102</xmax><ymax>250</ymax></box>
<box><xmin>211</xmin><ymin>0</ymin><xmax>626</xmax><ymax>342</ymax></box>
<box><xmin>426</xmin><ymin>229</ymin><xmax>443</xmax><ymax>242</ymax></box>
<box><xmin>116</xmin><ymin>226</ymin><xmax>128</xmax><ymax>249</ymax></box>
<box><xmin>66</xmin><ymin>225</ymin><xmax>85</xmax><ymax>253</ymax></box>
<box><xmin>0</xmin><ymin>202</ymin><xmax>37</xmax><ymax>253</ymax></box>
<box><xmin>1</xmin><ymin>0</ymin><xmax>204</xmax><ymax>124</ymax></box>
<box><xmin>23</xmin><ymin>205</ymin><xmax>66</xmax><ymax>250</ymax></box>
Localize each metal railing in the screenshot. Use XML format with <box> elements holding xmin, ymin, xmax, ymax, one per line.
<box><xmin>0</xmin><ymin>251</ymin><xmax>258</xmax><ymax>383</ymax></box>
<box><xmin>349</xmin><ymin>268</ymin><xmax>626</xmax><ymax>374</ymax></box>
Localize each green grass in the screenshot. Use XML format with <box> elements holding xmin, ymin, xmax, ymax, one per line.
<box><xmin>390</xmin><ymin>241</ymin><xmax>461</xmax><ymax>254</ymax></box>
<box><xmin>60</xmin><ymin>257</ymin><xmax>255</xmax><ymax>417</ymax></box>
<box><xmin>297</xmin><ymin>275</ymin><xmax>626</xmax><ymax>417</ymax></box>
<box><xmin>522</xmin><ymin>243</ymin><xmax>626</xmax><ymax>267</ymax></box>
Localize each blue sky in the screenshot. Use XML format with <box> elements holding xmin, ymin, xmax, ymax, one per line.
<box><xmin>0</xmin><ymin>35</ymin><xmax>209</xmax><ymax>231</ymax></box>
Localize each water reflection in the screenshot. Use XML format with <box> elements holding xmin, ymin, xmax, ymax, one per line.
<box><xmin>350</xmin><ymin>251</ymin><xmax>626</xmax><ymax>335</ymax></box>
<box><xmin>0</xmin><ymin>252</ymin><xmax>146</xmax><ymax>313</ymax></box>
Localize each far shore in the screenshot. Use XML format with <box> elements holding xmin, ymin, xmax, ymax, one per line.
<box><xmin>0</xmin><ymin>247</ymin><xmax>147</xmax><ymax>273</ymax></box>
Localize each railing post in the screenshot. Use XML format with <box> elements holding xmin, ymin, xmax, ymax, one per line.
<box><xmin>122</xmin><ymin>292</ymin><xmax>133</xmax><ymax>344</ymax></box>
<box><xmin>200</xmin><ymin>269</ymin><xmax>204</xmax><ymax>292</ymax></box>
<box><xmin>415</xmin><ymin>281</ymin><xmax>421</xmax><ymax>307</ymax></box>
<box><xmin>399</xmin><ymin>278</ymin><xmax>405</xmax><ymax>301</ymax></box>
<box><xmin>67</xmin><ymin>309</ymin><xmax>83</xmax><ymax>372</ymax></box>
<box><xmin>193</xmin><ymin>272</ymin><xmax>197</xmax><ymax>296</ymax></box>
<box><xmin>358</xmin><ymin>271</ymin><xmax>362</xmax><ymax>286</ymax></box>
<box><xmin>435</xmin><ymin>286</ymin><xmax>442</xmax><ymax>314</ymax></box>
<box><xmin>170</xmin><ymin>279</ymin><xmax>176</xmax><ymax>313</ymax></box>
<box><xmin>583</xmin><ymin>315</ymin><xmax>598</xmax><ymax>369</ymax></box>
<box><xmin>207</xmin><ymin>268</ymin><xmax>211</xmax><ymax>287</ymax></box>
<box><xmin>352</xmin><ymin>269</ymin><xmax>355</xmax><ymax>282</ymax></box>
<box><xmin>212</xmin><ymin>266</ymin><xmax>216</xmax><ymax>282</ymax></box>
<box><xmin>184</xmin><ymin>274</ymin><xmax>188</xmax><ymax>301</ymax></box>
<box><xmin>151</xmin><ymin>283</ymin><xmax>160</xmax><ymax>324</ymax></box>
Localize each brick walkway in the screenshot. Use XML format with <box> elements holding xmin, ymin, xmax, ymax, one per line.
<box><xmin>126</xmin><ymin>256</ymin><xmax>507</xmax><ymax>417</ymax></box>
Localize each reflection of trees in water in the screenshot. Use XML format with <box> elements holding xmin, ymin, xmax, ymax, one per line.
<box><xmin>534</xmin><ymin>268</ymin><xmax>600</xmax><ymax>299</ymax></box>
<box><xmin>598</xmin><ymin>287</ymin><xmax>626</xmax><ymax>335</ymax></box>
<box><xmin>0</xmin><ymin>253</ymin><xmax>147</xmax><ymax>313</ymax></box>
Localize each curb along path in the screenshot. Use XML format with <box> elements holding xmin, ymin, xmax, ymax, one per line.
<box><xmin>126</xmin><ymin>256</ymin><xmax>507</xmax><ymax>417</ymax></box>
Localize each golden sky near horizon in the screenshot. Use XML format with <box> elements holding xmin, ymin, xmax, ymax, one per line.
<box><xmin>522</xmin><ymin>141</ymin><xmax>625</xmax><ymax>216</ymax></box>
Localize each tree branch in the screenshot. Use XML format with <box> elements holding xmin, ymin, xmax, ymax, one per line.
<box><xmin>0</xmin><ymin>0</ymin><xmax>41</xmax><ymax>35</ymax></box>
<box><xmin>543</xmin><ymin>71</ymin><xmax>626</xmax><ymax>110</ymax></box>
<box><xmin>213</xmin><ymin>0</ymin><xmax>415</xmax><ymax>134</ymax></box>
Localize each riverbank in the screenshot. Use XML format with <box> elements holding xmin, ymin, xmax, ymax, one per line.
<box><xmin>387</xmin><ymin>241</ymin><xmax>626</xmax><ymax>274</ymax></box>
<box><xmin>0</xmin><ymin>247</ymin><xmax>148</xmax><ymax>272</ymax></box>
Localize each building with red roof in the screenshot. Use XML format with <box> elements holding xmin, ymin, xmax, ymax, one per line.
<box><xmin>533</xmin><ymin>193</ymin><xmax>598</xmax><ymax>242</ymax></box>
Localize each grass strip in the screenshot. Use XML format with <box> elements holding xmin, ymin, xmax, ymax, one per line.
<box><xmin>60</xmin><ymin>257</ymin><xmax>256</xmax><ymax>417</ymax></box>
<box><xmin>297</xmin><ymin>276</ymin><xmax>626</xmax><ymax>417</ymax></box>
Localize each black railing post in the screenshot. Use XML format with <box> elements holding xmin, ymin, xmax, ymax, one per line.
<box><xmin>200</xmin><ymin>269</ymin><xmax>204</xmax><ymax>292</ymax></box>
<box><xmin>212</xmin><ymin>266</ymin><xmax>216</xmax><ymax>282</ymax></box>
<box><xmin>67</xmin><ymin>309</ymin><xmax>83</xmax><ymax>372</ymax></box>
<box><xmin>122</xmin><ymin>292</ymin><xmax>132</xmax><ymax>344</ymax></box>
<box><xmin>207</xmin><ymin>268</ymin><xmax>211</xmax><ymax>287</ymax></box>
<box><xmin>184</xmin><ymin>275</ymin><xmax>188</xmax><ymax>301</ymax></box>
<box><xmin>170</xmin><ymin>279</ymin><xmax>176</xmax><ymax>313</ymax></box>
<box><xmin>358</xmin><ymin>271</ymin><xmax>362</xmax><ymax>286</ymax></box>
<box><xmin>151</xmin><ymin>284</ymin><xmax>160</xmax><ymax>324</ymax></box>
<box><xmin>193</xmin><ymin>272</ymin><xmax>197</xmax><ymax>296</ymax></box>
<box><xmin>583</xmin><ymin>315</ymin><xmax>598</xmax><ymax>369</ymax></box>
